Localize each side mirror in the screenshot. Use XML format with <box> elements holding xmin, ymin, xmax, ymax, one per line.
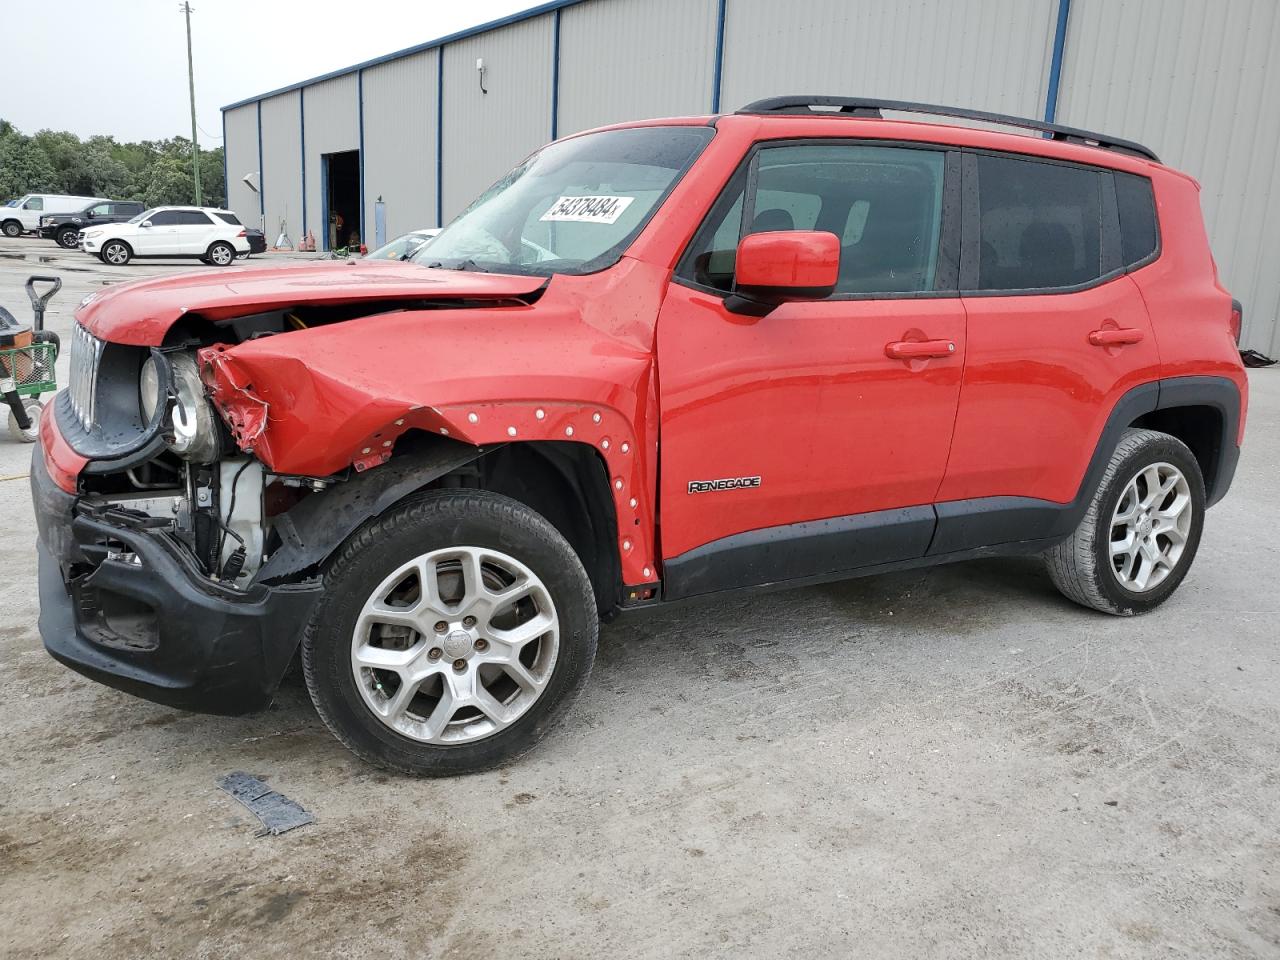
<box><xmin>726</xmin><ymin>230</ymin><xmax>840</xmax><ymax>316</ymax></box>
<box><xmin>140</xmin><ymin>220</ymin><xmax>153</xmax><ymax>229</ymax></box>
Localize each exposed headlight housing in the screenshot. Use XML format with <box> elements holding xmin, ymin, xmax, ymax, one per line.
<box><xmin>141</xmin><ymin>352</ymin><xmax>220</xmax><ymax>462</ymax></box>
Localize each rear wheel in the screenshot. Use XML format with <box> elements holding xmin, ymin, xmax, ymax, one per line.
<box><xmin>302</xmin><ymin>489</ymin><xmax>598</xmax><ymax>776</ymax></box>
<box><xmin>2</xmin><ymin>220</ymin><xmax>22</xmax><ymax>238</ymax></box>
<box><xmin>1044</xmin><ymin>429</ymin><xmax>1204</xmax><ymax>615</ymax></box>
<box><xmin>101</xmin><ymin>239</ymin><xmax>131</xmax><ymax>266</ymax></box>
<box><xmin>56</xmin><ymin>228</ymin><xmax>80</xmax><ymax>249</ymax></box>
<box><xmin>207</xmin><ymin>241</ymin><xmax>235</xmax><ymax>266</ymax></box>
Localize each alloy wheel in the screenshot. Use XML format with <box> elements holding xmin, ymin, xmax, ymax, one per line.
<box><xmin>350</xmin><ymin>546</ymin><xmax>559</xmax><ymax>745</ymax></box>
<box><xmin>1109</xmin><ymin>461</ymin><xmax>1193</xmax><ymax>592</ymax></box>
<box><xmin>104</xmin><ymin>242</ymin><xmax>128</xmax><ymax>265</ymax></box>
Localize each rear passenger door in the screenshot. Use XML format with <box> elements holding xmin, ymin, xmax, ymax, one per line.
<box><xmin>935</xmin><ymin>152</ymin><xmax>1162</xmax><ymax>550</ymax></box>
<box><xmin>174</xmin><ymin>210</ymin><xmax>217</xmax><ymax>254</ymax></box>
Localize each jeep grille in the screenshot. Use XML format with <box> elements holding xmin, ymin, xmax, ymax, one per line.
<box><xmin>69</xmin><ymin>323</ymin><xmax>104</xmax><ymax>431</ymax></box>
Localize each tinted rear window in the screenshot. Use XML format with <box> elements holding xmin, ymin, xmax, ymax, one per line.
<box><xmin>213</xmin><ymin>211</ymin><xmax>242</xmax><ymax>225</ymax></box>
<box><xmin>1115</xmin><ymin>172</ymin><xmax>1158</xmax><ymax>268</ymax></box>
<box><xmin>976</xmin><ymin>155</ymin><xmax>1103</xmax><ymax>291</ymax></box>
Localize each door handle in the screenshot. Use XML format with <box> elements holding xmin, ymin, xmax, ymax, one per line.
<box><xmin>885</xmin><ymin>339</ymin><xmax>956</xmax><ymax>360</ymax></box>
<box><xmin>1088</xmin><ymin>327</ymin><xmax>1144</xmax><ymax>346</ymax></box>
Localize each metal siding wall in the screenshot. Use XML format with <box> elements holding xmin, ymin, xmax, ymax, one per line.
<box><xmin>1057</xmin><ymin>0</ymin><xmax>1280</xmax><ymax>355</ymax></box>
<box><xmin>259</xmin><ymin>91</ymin><xmax>302</xmax><ymax>244</ymax></box>
<box><xmin>557</xmin><ymin>0</ymin><xmax>718</xmax><ymax>134</ymax></box>
<box><xmin>441</xmin><ymin>16</ymin><xmax>554</xmax><ymax>221</ymax></box>
<box><xmin>223</xmin><ymin>105</ymin><xmax>261</xmax><ymax>229</ymax></box>
<box><xmin>720</xmin><ymin>0</ymin><xmax>1056</xmax><ymax>118</ymax></box>
<box><xmin>302</xmin><ymin>74</ymin><xmax>360</xmax><ymax>244</ymax></box>
<box><xmin>362</xmin><ymin>49</ymin><xmax>440</xmax><ymax>236</ymax></box>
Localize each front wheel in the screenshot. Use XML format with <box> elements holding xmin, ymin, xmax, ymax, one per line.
<box><xmin>101</xmin><ymin>239</ymin><xmax>131</xmax><ymax>265</ymax></box>
<box><xmin>207</xmin><ymin>241</ymin><xmax>235</xmax><ymax>266</ymax></box>
<box><xmin>302</xmin><ymin>489</ymin><xmax>598</xmax><ymax>776</ymax></box>
<box><xmin>1</xmin><ymin>220</ymin><xmax>21</xmax><ymax>238</ymax></box>
<box><xmin>56</xmin><ymin>228</ymin><xmax>80</xmax><ymax>249</ymax></box>
<box><xmin>1044</xmin><ymin>428</ymin><xmax>1205</xmax><ymax>615</ymax></box>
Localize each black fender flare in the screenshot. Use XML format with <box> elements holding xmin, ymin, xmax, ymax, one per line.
<box><xmin>253</xmin><ymin>436</ymin><xmax>492</xmax><ymax>583</ymax></box>
<box><xmin>929</xmin><ymin>375</ymin><xmax>1241</xmax><ymax>555</ymax></box>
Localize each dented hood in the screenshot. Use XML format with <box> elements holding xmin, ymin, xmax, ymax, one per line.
<box><xmin>76</xmin><ymin>260</ymin><xmax>547</xmax><ymax>346</ymax></box>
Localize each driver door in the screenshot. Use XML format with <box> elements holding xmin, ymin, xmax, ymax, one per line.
<box><xmin>656</xmin><ymin>141</ymin><xmax>966</xmax><ymax>596</ymax></box>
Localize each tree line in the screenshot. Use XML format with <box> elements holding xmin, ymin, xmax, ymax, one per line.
<box><xmin>0</xmin><ymin>120</ymin><xmax>225</xmax><ymax>208</ymax></box>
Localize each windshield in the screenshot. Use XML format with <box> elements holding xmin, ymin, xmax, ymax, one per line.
<box><xmin>369</xmin><ymin>231</ymin><xmax>435</xmax><ymax>261</ymax></box>
<box><xmin>129</xmin><ymin>208</ymin><xmax>159</xmax><ymax>224</ymax></box>
<box><xmin>414</xmin><ymin>125</ymin><xmax>714</xmax><ymax>276</ymax></box>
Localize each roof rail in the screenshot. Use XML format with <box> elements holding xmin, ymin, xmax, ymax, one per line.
<box><xmin>735</xmin><ymin>96</ymin><xmax>1160</xmax><ymax>163</ymax></box>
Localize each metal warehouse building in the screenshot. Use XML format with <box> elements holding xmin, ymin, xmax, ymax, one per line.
<box><xmin>222</xmin><ymin>0</ymin><xmax>1280</xmax><ymax>354</ymax></box>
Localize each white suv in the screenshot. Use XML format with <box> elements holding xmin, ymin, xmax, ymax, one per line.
<box><xmin>81</xmin><ymin>206</ymin><xmax>251</xmax><ymax>266</ymax></box>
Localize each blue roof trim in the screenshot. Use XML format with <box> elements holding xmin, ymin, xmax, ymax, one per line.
<box><xmin>221</xmin><ymin>0</ymin><xmax>589</xmax><ymax>112</ymax></box>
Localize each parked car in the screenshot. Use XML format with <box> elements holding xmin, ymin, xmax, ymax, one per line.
<box><xmin>79</xmin><ymin>206</ymin><xmax>251</xmax><ymax>265</ymax></box>
<box><xmin>2</xmin><ymin>194</ymin><xmax>106</xmax><ymax>237</ymax></box>
<box><xmin>243</xmin><ymin>227</ymin><xmax>267</xmax><ymax>256</ymax></box>
<box><xmin>33</xmin><ymin>98</ymin><xmax>1247</xmax><ymax>776</ymax></box>
<box><xmin>366</xmin><ymin>228</ymin><xmax>439</xmax><ymax>261</ymax></box>
<box><xmin>39</xmin><ymin>200</ymin><xmax>146</xmax><ymax>249</ymax></box>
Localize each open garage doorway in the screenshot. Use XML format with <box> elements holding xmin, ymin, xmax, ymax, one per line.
<box><xmin>322</xmin><ymin>150</ymin><xmax>361</xmax><ymax>251</ymax></box>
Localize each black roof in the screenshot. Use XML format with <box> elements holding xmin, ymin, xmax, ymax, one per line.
<box><xmin>736</xmin><ymin>96</ymin><xmax>1159</xmax><ymax>163</ymax></box>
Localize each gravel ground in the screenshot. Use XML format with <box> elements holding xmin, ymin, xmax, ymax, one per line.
<box><xmin>0</xmin><ymin>235</ymin><xmax>1276</xmax><ymax>959</ymax></box>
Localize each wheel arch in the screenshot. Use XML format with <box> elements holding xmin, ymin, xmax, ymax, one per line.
<box><xmin>1129</xmin><ymin>376</ymin><xmax>1241</xmax><ymax>507</ymax></box>
<box><xmin>254</xmin><ymin>434</ymin><xmax>625</xmax><ymax>616</ymax></box>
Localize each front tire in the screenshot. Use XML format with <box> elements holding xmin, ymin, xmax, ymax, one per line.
<box><xmin>302</xmin><ymin>489</ymin><xmax>598</xmax><ymax>776</ymax></box>
<box><xmin>56</xmin><ymin>228</ymin><xmax>80</xmax><ymax>249</ymax></box>
<box><xmin>6</xmin><ymin>398</ymin><xmax>42</xmax><ymax>443</ymax></box>
<box><xmin>101</xmin><ymin>239</ymin><xmax>131</xmax><ymax>265</ymax></box>
<box><xmin>1</xmin><ymin>220</ymin><xmax>21</xmax><ymax>238</ymax></box>
<box><xmin>1044</xmin><ymin>428</ymin><xmax>1205</xmax><ymax>615</ymax></box>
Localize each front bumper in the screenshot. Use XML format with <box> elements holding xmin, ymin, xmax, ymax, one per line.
<box><xmin>80</xmin><ymin>236</ymin><xmax>101</xmax><ymax>253</ymax></box>
<box><xmin>32</xmin><ymin>432</ymin><xmax>323</xmax><ymax>715</ymax></box>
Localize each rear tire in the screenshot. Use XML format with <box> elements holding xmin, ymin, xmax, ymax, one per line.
<box><xmin>207</xmin><ymin>241</ymin><xmax>235</xmax><ymax>266</ymax></box>
<box><xmin>101</xmin><ymin>239</ymin><xmax>131</xmax><ymax>266</ymax></box>
<box><xmin>302</xmin><ymin>489</ymin><xmax>598</xmax><ymax>776</ymax></box>
<box><xmin>1044</xmin><ymin>428</ymin><xmax>1205</xmax><ymax>616</ymax></box>
<box><xmin>56</xmin><ymin>228</ymin><xmax>80</xmax><ymax>249</ymax></box>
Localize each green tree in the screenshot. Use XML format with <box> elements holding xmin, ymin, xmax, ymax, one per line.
<box><xmin>0</xmin><ymin>134</ymin><xmax>58</xmax><ymax>198</ymax></box>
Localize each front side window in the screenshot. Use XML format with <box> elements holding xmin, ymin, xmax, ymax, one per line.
<box><xmin>976</xmin><ymin>155</ymin><xmax>1103</xmax><ymax>290</ymax></box>
<box><xmin>149</xmin><ymin>210</ymin><xmax>181</xmax><ymax>226</ymax></box>
<box><xmin>24</xmin><ymin>197</ymin><xmax>43</xmax><ymax>210</ymax></box>
<box><xmin>680</xmin><ymin>143</ymin><xmax>947</xmax><ymax>296</ymax></box>
<box><xmin>88</xmin><ymin>203</ymin><xmax>111</xmax><ymax>216</ymax></box>
<box><xmin>414</xmin><ymin>125</ymin><xmax>714</xmax><ymax>276</ymax></box>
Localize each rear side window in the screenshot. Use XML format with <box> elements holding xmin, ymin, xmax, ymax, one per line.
<box><xmin>177</xmin><ymin>211</ymin><xmax>213</xmax><ymax>225</ymax></box>
<box><xmin>213</xmin><ymin>211</ymin><xmax>242</xmax><ymax>225</ymax></box>
<box><xmin>113</xmin><ymin>203</ymin><xmax>141</xmax><ymax>216</ymax></box>
<box><xmin>976</xmin><ymin>155</ymin><xmax>1102</xmax><ymax>290</ymax></box>
<box><xmin>1115</xmin><ymin>172</ymin><xmax>1158</xmax><ymax>267</ymax></box>
<box><xmin>680</xmin><ymin>143</ymin><xmax>947</xmax><ymax>296</ymax></box>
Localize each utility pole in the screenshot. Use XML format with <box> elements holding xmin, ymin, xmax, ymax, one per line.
<box><xmin>181</xmin><ymin>2</ymin><xmax>202</xmax><ymax>206</ymax></box>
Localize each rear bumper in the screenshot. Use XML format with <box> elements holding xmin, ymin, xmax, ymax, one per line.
<box><xmin>32</xmin><ymin>434</ymin><xmax>323</xmax><ymax>716</ymax></box>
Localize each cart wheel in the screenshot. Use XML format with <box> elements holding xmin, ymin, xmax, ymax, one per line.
<box><xmin>7</xmin><ymin>398</ymin><xmax>43</xmax><ymax>443</ymax></box>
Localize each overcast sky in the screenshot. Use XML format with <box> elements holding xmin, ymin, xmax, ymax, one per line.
<box><xmin>5</xmin><ymin>0</ymin><xmax>537</xmax><ymax>143</ymax></box>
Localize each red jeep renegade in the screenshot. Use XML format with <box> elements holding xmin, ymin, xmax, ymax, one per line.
<box><xmin>33</xmin><ymin>98</ymin><xmax>1247</xmax><ymax>775</ymax></box>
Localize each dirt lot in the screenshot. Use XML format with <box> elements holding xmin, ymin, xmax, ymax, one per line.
<box><xmin>0</xmin><ymin>235</ymin><xmax>1276</xmax><ymax>959</ymax></box>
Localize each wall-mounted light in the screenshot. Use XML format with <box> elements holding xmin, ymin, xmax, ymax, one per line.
<box><xmin>477</xmin><ymin>57</ymin><xmax>488</xmax><ymax>94</ymax></box>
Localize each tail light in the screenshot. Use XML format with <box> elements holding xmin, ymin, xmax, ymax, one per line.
<box><xmin>237</xmin><ymin>229</ymin><xmax>247</xmax><ymax>237</ymax></box>
<box><xmin>1229</xmin><ymin>299</ymin><xmax>1243</xmax><ymax>344</ymax></box>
